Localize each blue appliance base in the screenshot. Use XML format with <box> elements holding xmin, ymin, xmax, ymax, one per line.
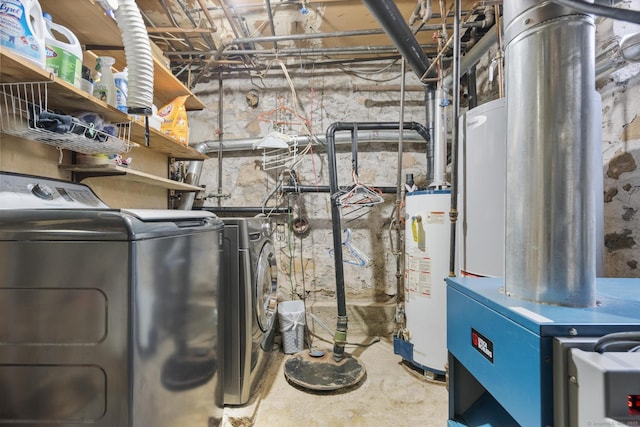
<box><xmin>446</xmin><ymin>277</ymin><xmax>640</xmax><ymax>427</ymax></box>
<box><xmin>393</xmin><ymin>336</ymin><xmax>446</xmax><ymax>377</ymax></box>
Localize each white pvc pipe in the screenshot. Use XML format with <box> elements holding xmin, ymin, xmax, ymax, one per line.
<box><xmin>115</xmin><ymin>0</ymin><xmax>154</xmax><ymax>115</ymax></box>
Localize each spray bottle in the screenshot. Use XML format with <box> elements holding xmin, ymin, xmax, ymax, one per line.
<box><xmin>92</xmin><ymin>56</ymin><xmax>117</xmax><ymax>108</ymax></box>
<box><xmin>113</xmin><ymin>67</ymin><xmax>128</xmax><ymax>113</ymax></box>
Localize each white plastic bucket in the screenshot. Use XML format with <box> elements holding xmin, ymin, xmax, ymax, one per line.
<box><xmin>277</xmin><ymin>300</ymin><xmax>305</xmax><ymax>354</ymax></box>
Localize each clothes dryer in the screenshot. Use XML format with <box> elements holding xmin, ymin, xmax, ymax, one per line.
<box><xmin>0</xmin><ymin>172</ymin><xmax>224</xmax><ymax>427</ymax></box>
<box><xmin>221</xmin><ymin>217</ymin><xmax>278</xmax><ymax>405</ymax></box>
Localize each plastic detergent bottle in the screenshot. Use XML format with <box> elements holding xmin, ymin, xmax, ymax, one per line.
<box><xmin>113</xmin><ymin>67</ymin><xmax>128</xmax><ymax>113</ymax></box>
<box><xmin>0</xmin><ymin>0</ymin><xmax>46</xmax><ymax>69</ymax></box>
<box><xmin>42</xmin><ymin>12</ymin><xmax>82</xmax><ymax>88</ymax></box>
<box><xmin>93</xmin><ymin>56</ymin><xmax>117</xmax><ymax>108</ymax></box>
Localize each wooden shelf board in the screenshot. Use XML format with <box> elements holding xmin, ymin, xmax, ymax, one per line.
<box><xmin>0</xmin><ymin>49</ymin><xmax>52</xmax><ymax>83</ymax></box>
<box><xmin>39</xmin><ymin>0</ymin><xmax>206</xmax><ymax>111</ymax></box>
<box><xmin>1</xmin><ymin>50</ymin><xmax>209</xmax><ymax>160</ymax></box>
<box><xmin>130</xmin><ymin>124</ymin><xmax>209</xmax><ymax>160</ymax></box>
<box><xmin>60</xmin><ymin>164</ymin><xmax>204</xmax><ymax>191</ymax></box>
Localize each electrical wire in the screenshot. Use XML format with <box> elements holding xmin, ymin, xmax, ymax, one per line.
<box><xmin>286</xmin><ymin>201</ymin><xmax>297</xmax><ymax>300</ymax></box>
<box><xmin>338</xmin><ymin>62</ymin><xmax>404</xmax><ymax>82</ymax></box>
<box><xmin>549</xmin><ymin>0</ymin><xmax>640</xmax><ymax>24</ymax></box>
<box><xmin>306</xmin><ymin>87</ymin><xmax>322</xmax><ymax>190</ymax></box>
<box><xmin>297</xmin><ymin>201</ymin><xmax>307</xmax><ymax>296</ymax></box>
<box><xmin>594</xmin><ymin>331</ymin><xmax>640</xmax><ymax>353</ymax></box>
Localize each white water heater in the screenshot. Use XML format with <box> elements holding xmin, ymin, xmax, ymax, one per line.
<box><xmin>457</xmin><ymin>98</ymin><xmax>603</xmax><ymax>278</ymax></box>
<box><xmin>403</xmin><ymin>189</ymin><xmax>451</xmax><ymax>374</ymax></box>
<box><xmin>458</xmin><ymin>98</ymin><xmax>506</xmax><ymax>278</ymax></box>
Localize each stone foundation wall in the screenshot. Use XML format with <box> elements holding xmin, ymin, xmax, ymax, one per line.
<box><xmin>597</xmin><ymin>4</ymin><xmax>640</xmax><ymax>277</ymax></box>
<box><xmin>601</xmin><ymin>69</ymin><xmax>640</xmax><ymax>276</ymax></box>
<box><xmin>190</xmin><ymin>69</ymin><xmax>430</xmax><ymax>314</ymax></box>
<box><xmin>187</xmin><ymin>12</ymin><xmax>640</xmax><ymax>334</ymax></box>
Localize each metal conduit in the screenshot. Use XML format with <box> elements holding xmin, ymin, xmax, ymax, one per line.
<box><xmin>395</xmin><ymin>61</ymin><xmax>408</xmax><ymax>321</ymax></box>
<box><xmin>449</xmin><ymin>0</ymin><xmax>461</xmax><ymax>276</ymax></box>
<box><xmin>282</xmin><ymin>185</ymin><xmax>398</xmax><ymax>194</ymax></box>
<box><xmin>225</xmin><ymin>44</ymin><xmax>442</xmax><ymax>57</ymax></box>
<box><xmin>225</xmin><ymin>22</ymin><xmax>485</xmax><ymax>46</ymax></box>
<box><xmin>432</xmin><ymin>88</ymin><xmax>448</xmax><ymax>187</ymax></box>
<box><xmin>442</xmin><ymin>21</ymin><xmax>498</xmax><ymax>88</ymax></box>
<box><xmin>199</xmin><ymin>129</ymin><xmax>430</xmax><ymax>153</ymax></box>
<box><xmin>194</xmin><ymin>206</ymin><xmax>291</xmax><ymax>215</ymax></box>
<box><xmin>264</xmin><ymin>0</ymin><xmax>278</xmax><ymax>51</ymax></box>
<box><xmin>596</xmin><ymin>31</ymin><xmax>640</xmax><ymax>80</ymax></box>
<box><xmin>425</xmin><ymin>87</ymin><xmax>436</xmax><ymax>185</ymax></box>
<box><xmin>622</xmin><ymin>32</ymin><xmax>640</xmax><ymax>60</ymax></box>
<box><xmin>217</xmin><ymin>75</ymin><xmax>224</xmax><ymax>207</ymax></box>
<box><xmin>167</xmin><ymin>22</ymin><xmax>482</xmax><ymax>58</ymax></box>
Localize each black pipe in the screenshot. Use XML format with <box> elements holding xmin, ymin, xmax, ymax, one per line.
<box><xmin>362</xmin><ymin>0</ymin><xmax>436</xmax><ymax>83</ymax></box>
<box><xmin>549</xmin><ymin>0</ymin><xmax>640</xmax><ymax>24</ymax></box>
<box><xmin>194</xmin><ymin>206</ymin><xmax>291</xmax><ymax>215</ymax></box>
<box><xmin>217</xmin><ymin>74</ymin><xmax>224</xmax><ymax>207</ymax></box>
<box><xmin>282</xmin><ymin>185</ymin><xmax>398</xmax><ymax>194</ymax></box>
<box><xmin>326</xmin><ymin>121</ymin><xmax>430</xmax><ymax>361</ymax></box>
<box><xmin>466</xmin><ymin>66</ymin><xmax>478</xmax><ymax>110</ymax></box>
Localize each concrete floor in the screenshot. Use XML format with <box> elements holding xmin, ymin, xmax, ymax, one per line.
<box><xmin>223</xmin><ymin>335</ymin><xmax>449</xmax><ymax>427</ymax></box>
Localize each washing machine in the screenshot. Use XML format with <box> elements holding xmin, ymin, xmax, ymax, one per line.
<box><xmin>220</xmin><ymin>217</ymin><xmax>278</xmax><ymax>406</ymax></box>
<box><xmin>0</xmin><ymin>172</ymin><xmax>225</xmax><ymax>427</ymax></box>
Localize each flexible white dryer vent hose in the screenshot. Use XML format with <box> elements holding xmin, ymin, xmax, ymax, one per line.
<box><xmin>115</xmin><ymin>0</ymin><xmax>154</xmax><ymax>115</ymax></box>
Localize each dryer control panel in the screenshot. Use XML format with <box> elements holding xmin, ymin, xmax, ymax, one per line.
<box><xmin>0</xmin><ymin>172</ymin><xmax>108</xmax><ymax>209</ymax></box>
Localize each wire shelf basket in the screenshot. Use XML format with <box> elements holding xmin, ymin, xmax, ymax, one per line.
<box><xmin>254</xmin><ymin>131</ymin><xmax>300</xmax><ymax>171</ymax></box>
<box><xmin>0</xmin><ymin>82</ymin><xmax>133</xmax><ymax>155</ymax></box>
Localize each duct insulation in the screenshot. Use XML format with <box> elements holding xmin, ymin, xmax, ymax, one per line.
<box><xmin>115</xmin><ymin>0</ymin><xmax>154</xmax><ymax>115</ymax></box>
<box><xmin>504</xmin><ymin>1</ymin><xmax>599</xmax><ymax>307</ymax></box>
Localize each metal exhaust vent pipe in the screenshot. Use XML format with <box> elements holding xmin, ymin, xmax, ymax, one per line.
<box><xmin>504</xmin><ymin>0</ymin><xmax>599</xmax><ymax>307</ymax></box>
<box><xmin>177</xmin><ymin>142</ymin><xmax>208</xmax><ymax>210</ymax></box>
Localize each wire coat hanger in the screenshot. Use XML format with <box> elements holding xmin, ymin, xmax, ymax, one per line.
<box><xmin>328</xmin><ymin>228</ymin><xmax>372</xmax><ymax>267</ymax></box>
<box><xmin>337</xmin><ymin>170</ymin><xmax>384</xmax><ymax>207</ymax></box>
<box><xmin>258</xmin><ymin>96</ymin><xmax>310</xmax><ymax>130</ymax></box>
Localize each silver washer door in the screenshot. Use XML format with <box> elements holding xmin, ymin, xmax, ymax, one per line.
<box><xmin>255</xmin><ymin>241</ymin><xmax>277</xmax><ymax>333</ymax></box>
